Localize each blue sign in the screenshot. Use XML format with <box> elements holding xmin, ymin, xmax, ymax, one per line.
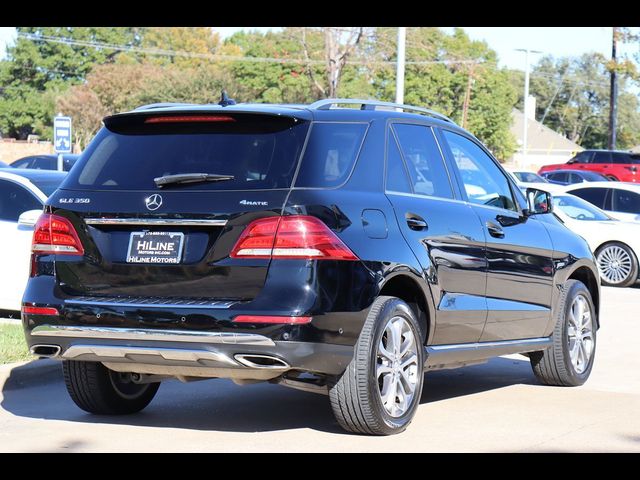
<box><xmin>54</xmin><ymin>116</ymin><xmax>72</xmax><ymax>153</ymax></box>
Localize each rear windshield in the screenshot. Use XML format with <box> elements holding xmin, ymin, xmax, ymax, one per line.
<box><xmin>62</xmin><ymin>113</ymin><xmax>310</xmax><ymax>191</ymax></box>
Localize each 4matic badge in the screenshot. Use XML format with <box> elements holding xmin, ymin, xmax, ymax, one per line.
<box><xmin>239</xmin><ymin>200</ymin><xmax>268</xmax><ymax>206</ymax></box>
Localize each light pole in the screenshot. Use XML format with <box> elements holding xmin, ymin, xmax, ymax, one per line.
<box><xmin>515</xmin><ymin>48</ymin><xmax>542</xmax><ymax>161</ymax></box>
<box><xmin>396</xmin><ymin>27</ymin><xmax>406</xmax><ymax>105</ymax></box>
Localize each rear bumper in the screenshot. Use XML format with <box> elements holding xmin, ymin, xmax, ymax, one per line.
<box><xmin>26</xmin><ymin>324</ymin><xmax>354</xmax><ymax>379</ymax></box>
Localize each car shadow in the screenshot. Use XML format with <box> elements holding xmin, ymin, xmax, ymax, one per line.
<box><xmin>1</xmin><ymin>356</ymin><xmax>538</xmax><ymax>435</ymax></box>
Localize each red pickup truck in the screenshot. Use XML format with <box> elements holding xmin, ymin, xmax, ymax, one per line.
<box><xmin>538</xmin><ymin>150</ymin><xmax>640</xmax><ymax>183</ymax></box>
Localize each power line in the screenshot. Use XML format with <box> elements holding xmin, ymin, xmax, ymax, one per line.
<box><xmin>16</xmin><ymin>32</ymin><xmax>485</xmax><ymax>67</ymax></box>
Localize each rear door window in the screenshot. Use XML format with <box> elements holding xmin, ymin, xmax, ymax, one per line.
<box><xmin>570</xmin><ymin>187</ymin><xmax>609</xmax><ymax>209</ymax></box>
<box><xmin>64</xmin><ymin>113</ymin><xmax>311</xmax><ymax>191</ymax></box>
<box><xmin>392</xmin><ymin>124</ymin><xmax>453</xmax><ymax>199</ymax></box>
<box><xmin>613</xmin><ymin>189</ymin><xmax>640</xmax><ymax>214</ymax></box>
<box><xmin>385</xmin><ymin>132</ymin><xmax>412</xmax><ymax>194</ymax></box>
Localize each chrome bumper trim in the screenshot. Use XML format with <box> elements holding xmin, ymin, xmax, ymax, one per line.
<box><xmin>31</xmin><ymin>325</ymin><xmax>275</xmax><ymax>346</ymax></box>
<box><xmin>65</xmin><ymin>297</ymin><xmax>237</xmax><ymax>309</ymax></box>
<box><xmin>84</xmin><ymin>218</ymin><xmax>228</xmax><ymax>227</ymax></box>
<box><xmin>62</xmin><ymin>344</ymin><xmax>238</xmax><ymax>365</ymax></box>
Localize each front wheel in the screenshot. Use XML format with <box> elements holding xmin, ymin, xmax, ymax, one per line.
<box><xmin>530</xmin><ymin>280</ymin><xmax>597</xmax><ymax>386</ymax></box>
<box><xmin>63</xmin><ymin>360</ymin><xmax>160</xmax><ymax>415</ymax></box>
<box><xmin>596</xmin><ymin>241</ymin><xmax>638</xmax><ymax>287</ymax></box>
<box><xmin>329</xmin><ymin>296</ymin><xmax>425</xmax><ymax>435</ymax></box>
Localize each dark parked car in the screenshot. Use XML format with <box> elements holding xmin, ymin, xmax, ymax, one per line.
<box><xmin>11</xmin><ymin>154</ymin><xmax>80</xmax><ymax>172</ymax></box>
<box><xmin>22</xmin><ymin>99</ymin><xmax>600</xmax><ymax>435</ymax></box>
<box><xmin>541</xmin><ymin>169</ymin><xmax>610</xmax><ymax>185</ymax></box>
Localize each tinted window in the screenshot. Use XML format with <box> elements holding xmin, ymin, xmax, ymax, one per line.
<box><xmin>570</xmin><ymin>187</ymin><xmax>608</xmax><ymax>209</ymax></box>
<box><xmin>613</xmin><ymin>189</ymin><xmax>640</xmax><ymax>214</ymax></box>
<box><xmin>0</xmin><ymin>180</ymin><xmax>42</xmax><ymax>222</ymax></box>
<box><xmin>11</xmin><ymin>158</ymin><xmax>32</xmax><ymax>169</ymax></box>
<box><xmin>294</xmin><ymin>122</ymin><xmax>367</xmax><ymax>188</ymax></box>
<box><xmin>385</xmin><ymin>133</ymin><xmax>412</xmax><ymax>193</ymax></box>
<box><xmin>443</xmin><ymin>130</ymin><xmax>516</xmax><ymax>211</ymax></box>
<box><xmin>568</xmin><ymin>172</ymin><xmax>585</xmax><ymax>183</ymax></box>
<box><xmin>549</xmin><ymin>172</ymin><xmax>569</xmax><ymax>182</ymax></box>
<box><xmin>65</xmin><ymin>114</ymin><xmax>310</xmax><ymax>191</ymax></box>
<box><xmin>611</xmin><ymin>152</ymin><xmax>640</xmax><ymax>164</ymax></box>
<box><xmin>392</xmin><ymin>124</ymin><xmax>453</xmax><ymax>199</ymax></box>
<box><xmin>31</xmin><ymin>157</ymin><xmax>56</xmax><ymax>170</ymax></box>
<box><xmin>592</xmin><ymin>151</ymin><xmax>612</xmax><ymax>164</ymax></box>
<box><xmin>571</xmin><ymin>151</ymin><xmax>592</xmax><ymax>164</ymax></box>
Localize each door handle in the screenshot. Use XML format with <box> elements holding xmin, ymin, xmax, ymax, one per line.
<box><xmin>486</xmin><ymin>221</ymin><xmax>504</xmax><ymax>238</ymax></box>
<box><xmin>405</xmin><ymin>213</ymin><xmax>428</xmax><ymax>231</ymax></box>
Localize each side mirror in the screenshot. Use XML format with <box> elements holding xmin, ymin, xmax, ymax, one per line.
<box><xmin>525</xmin><ymin>188</ymin><xmax>553</xmax><ymax>216</ymax></box>
<box><xmin>566</xmin><ymin>158</ymin><xmax>576</xmax><ymax>164</ymax></box>
<box><xmin>18</xmin><ymin>209</ymin><xmax>43</xmax><ymax>228</ymax></box>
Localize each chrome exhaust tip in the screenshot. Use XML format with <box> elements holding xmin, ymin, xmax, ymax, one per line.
<box><xmin>234</xmin><ymin>354</ymin><xmax>290</xmax><ymax>370</ymax></box>
<box><xmin>30</xmin><ymin>344</ymin><xmax>61</xmax><ymax>358</ymax></box>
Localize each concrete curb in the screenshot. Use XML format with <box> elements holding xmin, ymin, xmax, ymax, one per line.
<box><xmin>0</xmin><ymin>358</ymin><xmax>62</xmax><ymax>392</ymax></box>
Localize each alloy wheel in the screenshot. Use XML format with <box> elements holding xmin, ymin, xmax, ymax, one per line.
<box><xmin>376</xmin><ymin>316</ymin><xmax>419</xmax><ymax>417</ymax></box>
<box><xmin>597</xmin><ymin>245</ymin><xmax>632</xmax><ymax>285</ymax></box>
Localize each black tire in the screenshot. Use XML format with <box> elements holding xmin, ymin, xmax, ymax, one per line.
<box><xmin>595</xmin><ymin>241</ymin><xmax>638</xmax><ymax>287</ymax></box>
<box><xmin>606</xmin><ymin>175</ymin><xmax>619</xmax><ymax>181</ymax></box>
<box><xmin>329</xmin><ymin>296</ymin><xmax>425</xmax><ymax>435</ymax></box>
<box><xmin>530</xmin><ymin>280</ymin><xmax>597</xmax><ymax>386</ymax></box>
<box><xmin>63</xmin><ymin>360</ymin><xmax>160</xmax><ymax>415</ymax></box>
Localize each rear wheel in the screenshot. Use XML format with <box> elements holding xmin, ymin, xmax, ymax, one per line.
<box><xmin>596</xmin><ymin>241</ymin><xmax>638</xmax><ymax>287</ymax></box>
<box><xmin>63</xmin><ymin>360</ymin><xmax>160</xmax><ymax>415</ymax></box>
<box><xmin>329</xmin><ymin>296</ymin><xmax>425</xmax><ymax>435</ymax></box>
<box><xmin>530</xmin><ymin>280</ymin><xmax>596</xmax><ymax>386</ymax></box>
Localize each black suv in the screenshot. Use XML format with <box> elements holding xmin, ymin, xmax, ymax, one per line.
<box><xmin>22</xmin><ymin>99</ymin><xmax>600</xmax><ymax>435</ymax></box>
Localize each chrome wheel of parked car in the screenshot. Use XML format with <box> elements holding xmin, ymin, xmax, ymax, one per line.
<box><xmin>376</xmin><ymin>316</ymin><xmax>419</xmax><ymax>418</ymax></box>
<box><xmin>567</xmin><ymin>294</ymin><xmax>594</xmax><ymax>375</ymax></box>
<box><xmin>596</xmin><ymin>242</ymin><xmax>638</xmax><ymax>287</ymax></box>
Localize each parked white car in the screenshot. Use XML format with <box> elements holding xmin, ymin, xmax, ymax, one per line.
<box><xmin>563</xmin><ymin>181</ymin><xmax>640</xmax><ymax>222</ymax></box>
<box><xmin>552</xmin><ymin>193</ymin><xmax>640</xmax><ymax>287</ymax></box>
<box><xmin>0</xmin><ymin>168</ymin><xmax>66</xmax><ymax>311</ymax></box>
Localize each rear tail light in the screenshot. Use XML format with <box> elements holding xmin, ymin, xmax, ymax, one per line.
<box><xmin>230</xmin><ymin>215</ymin><xmax>358</xmax><ymax>261</ymax></box>
<box><xmin>22</xmin><ymin>306</ymin><xmax>59</xmax><ymax>316</ymax></box>
<box><xmin>32</xmin><ymin>213</ymin><xmax>84</xmax><ymax>255</ymax></box>
<box><xmin>233</xmin><ymin>315</ymin><xmax>312</xmax><ymax>325</ymax></box>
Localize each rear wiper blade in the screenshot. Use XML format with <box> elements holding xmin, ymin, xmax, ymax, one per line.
<box><xmin>154</xmin><ymin>173</ymin><xmax>235</xmax><ymax>187</ymax></box>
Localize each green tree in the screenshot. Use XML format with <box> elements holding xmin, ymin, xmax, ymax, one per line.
<box><xmin>0</xmin><ymin>27</ymin><xmax>144</xmax><ymax>139</ymax></box>
<box><xmin>518</xmin><ymin>53</ymin><xmax>640</xmax><ymax>149</ymax></box>
<box><xmin>369</xmin><ymin>27</ymin><xmax>517</xmax><ymax>160</ymax></box>
<box><xmin>141</xmin><ymin>27</ymin><xmax>221</xmax><ymax>69</ymax></box>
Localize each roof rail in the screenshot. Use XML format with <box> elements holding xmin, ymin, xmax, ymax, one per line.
<box><xmin>308</xmin><ymin>98</ymin><xmax>455</xmax><ymax>124</ymax></box>
<box><xmin>134</xmin><ymin>103</ymin><xmax>196</xmax><ymax>111</ymax></box>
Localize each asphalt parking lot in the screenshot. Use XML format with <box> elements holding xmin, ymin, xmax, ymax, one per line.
<box><xmin>1</xmin><ymin>286</ymin><xmax>639</xmax><ymax>453</ymax></box>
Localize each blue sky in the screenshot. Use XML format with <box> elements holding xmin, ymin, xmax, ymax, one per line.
<box><xmin>0</xmin><ymin>27</ymin><xmax>634</xmax><ymax>70</ymax></box>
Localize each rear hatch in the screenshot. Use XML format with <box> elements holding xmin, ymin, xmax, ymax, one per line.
<box><xmin>47</xmin><ymin>109</ymin><xmax>310</xmax><ymax>301</ymax></box>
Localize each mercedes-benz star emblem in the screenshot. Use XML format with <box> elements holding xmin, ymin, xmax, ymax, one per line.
<box><xmin>145</xmin><ymin>194</ymin><xmax>163</xmax><ymax>211</ymax></box>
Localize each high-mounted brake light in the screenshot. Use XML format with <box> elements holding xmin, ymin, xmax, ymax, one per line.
<box><xmin>144</xmin><ymin>115</ymin><xmax>236</xmax><ymax>124</ymax></box>
<box><xmin>22</xmin><ymin>306</ymin><xmax>59</xmax><ymax>316</ymax></box>
<box><xmin>32</xmin><ymin>213</ymin><xmax>84</xmax><ymax>255</ymax></box>
<box><xmin>230</xmin><ymin>215</ymin><xmax>358</xmax><ymax>261</ymax></box>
